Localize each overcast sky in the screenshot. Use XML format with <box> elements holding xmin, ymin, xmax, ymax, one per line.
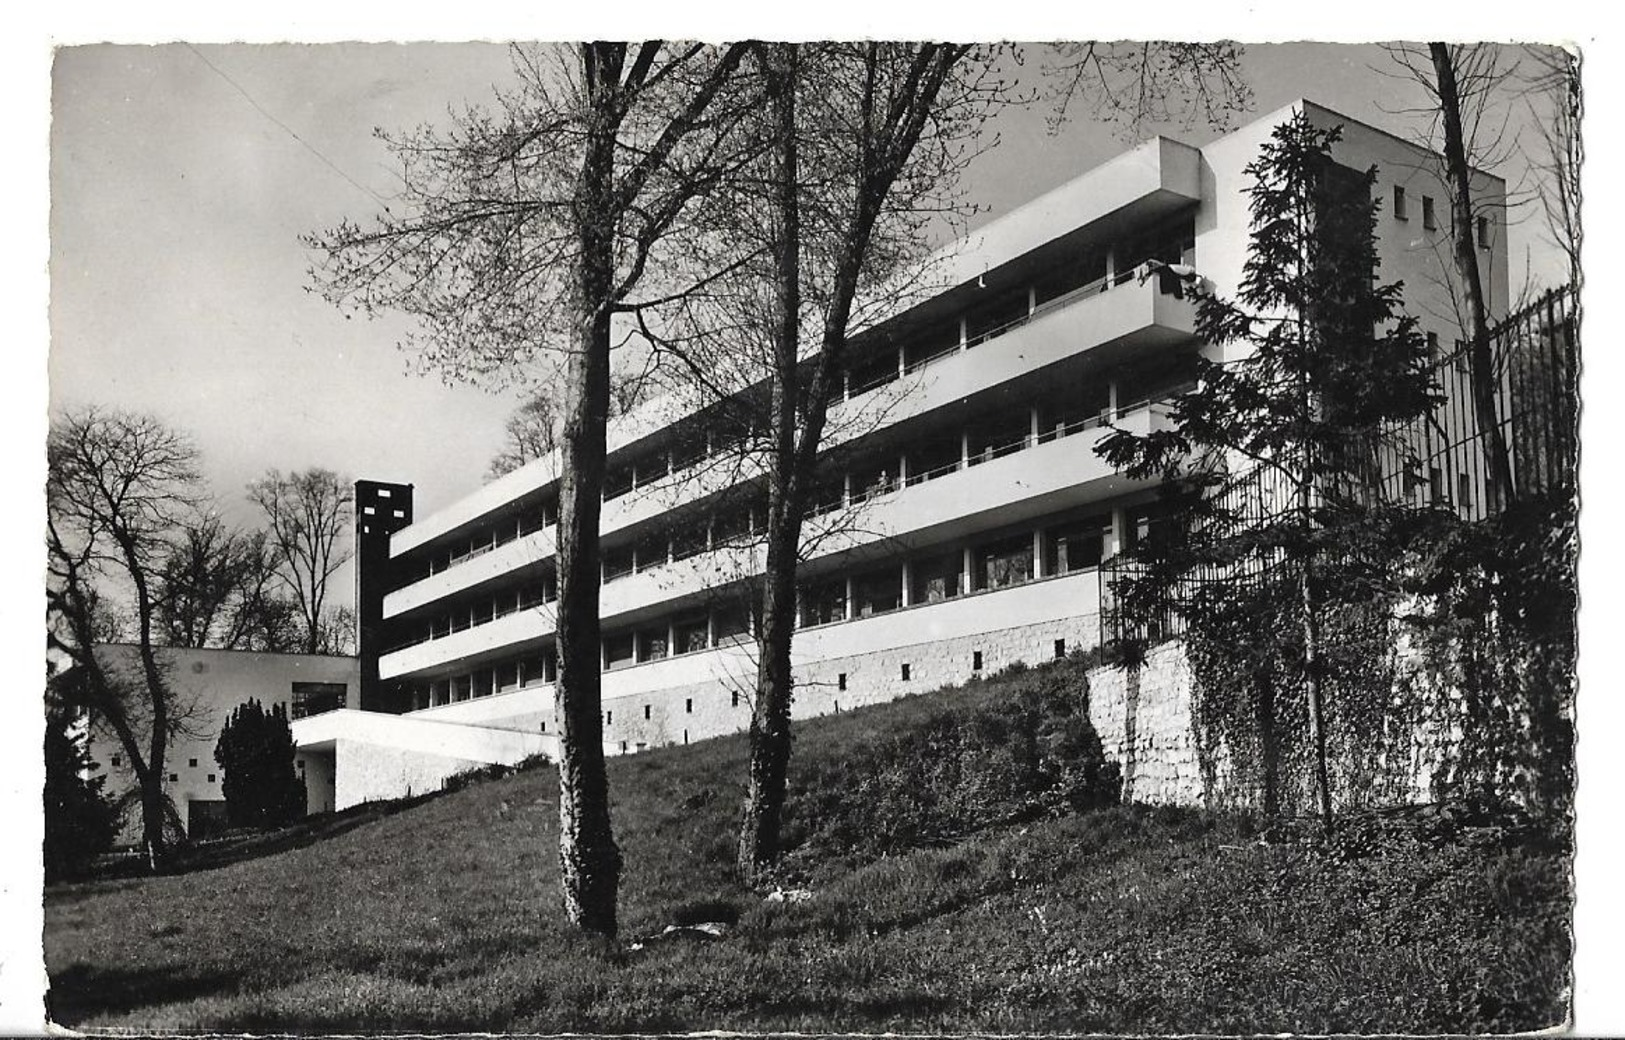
<box><xmin>48</xmin><ymin>42</ymin><xmax>1569</xmax><ymax>532</ymax></box>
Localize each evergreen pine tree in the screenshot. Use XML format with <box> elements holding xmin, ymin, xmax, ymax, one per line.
<box><xmin>43</xmin><ymin>706</ymin><xmax>119</xmax><ymax>882</ymax></box>
<box><xmin>1097</xmin><ymin>111</ymin><xmax>1437</xmax><ymax>830</ymax></box>
<box><xmin>215</xmin><ymin>698</ymin><xmax>306</xmax><ymax>829</ymax></box>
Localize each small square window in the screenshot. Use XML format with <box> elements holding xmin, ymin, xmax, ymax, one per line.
<box><xmin>189</xmin><ymin>758</ymin><xmax>198</xmax><ymax>768</ymax></box>
<box><xmin>168</xmin><ymin>773</ymin><xmax>178</xmax><ymax>782</ymax></box>
<box><xmin>1422</xmin><ymin>196</ymin><xmax>1437</xmax><ymax>231</ymax></box>
<box><xmin>837</xmin><ymin>673</ymin><xmax>847</xmax><ymax>692</ymax></box>
<box><xmin>1393</xmin><ymin>185</ymin><xmax>1408</xmax><ymax>220</ymax></box>
<box><xmin>110</xmin><ymin>754</ymin><xmax>121</xmax><ymax>767</ymax></box>
<box><xmin>207</xmin><ymin>773</ymin><xmax>216</xmax><ymax>783</ymax></box>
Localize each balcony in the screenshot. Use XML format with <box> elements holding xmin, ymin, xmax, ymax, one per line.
<box><xmin>827</xmin><ymin>275</ymin><xmax>1194</xmax><ymax>452</ymax></box>
<box><xmin>377</xmin><ymin>402</ymin><xmax>1173</xmax><ymax>682</ymax></box>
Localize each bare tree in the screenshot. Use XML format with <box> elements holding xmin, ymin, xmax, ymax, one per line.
<box><xmin>309</xmin><ymin>42</ymin><xmax>757</xmax><ymax>936</ymax></box>
<box><xmin>247</xmin><ymin>469</ymin><xmax>354</xmax><ymax>655</ymax></box>
<box><xmin>47</xmin><ymin>407</ymin><xmax>201</xmax><ymax>866</ymax></box>
<box><xmin>1523</xmin><ymin>46</ymin><xmax>1581</xmax><ymax>291</ymax></box>
<box><xmin>487</xmin><ymin>365</ymin><xmax>656</xmax><ymax>481</ymax></box>
<box><xmin>155</xmin><ymin>514</ymin><xmax>284</xmax><ymax>650</ymax></box>
<box><xmin>1046</xmin><ymin>41</ymin><xmax>1253</xmax><ymax>130</ymax></box>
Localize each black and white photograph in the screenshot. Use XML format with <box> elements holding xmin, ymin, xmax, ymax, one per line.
<box><xmin>19</xmin><ymin>13</ymin><xmax>1611</xmax><ymax>1035</ymax></box>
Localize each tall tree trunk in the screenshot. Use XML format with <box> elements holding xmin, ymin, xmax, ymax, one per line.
<box><xmin>1256</xmin><ymin>667</ymin><xmax>1280</xmax><ymax>818</ymax></box>
<box><xmin>739</xmin><ymin>42</ymin><xmax>803</xmax><ymax>886</ymax></box>
<box><xmin>1430</xmin><ymin>43</ymin><xmax>1516</xmax><ymax>512</ymax></box>
<box><xmin>552</xmin><ymin>42</ymin><xmax>624</xmax><ymax>937</ymax></box>
<box><xmin>1300</xmin><ymin>559</ymin><xmax>1333</xmax><ymax>832</ymax></box>
<box><xmin>121</xmin><ymin>531</ymin><xmax>171</xmax><ymax>865</ymax></box>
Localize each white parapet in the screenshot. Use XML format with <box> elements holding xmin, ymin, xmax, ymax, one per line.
<box><xmin>293</xmin><ymin>708</ymin><xmax>557</xmax><ymax>811</ymax></box>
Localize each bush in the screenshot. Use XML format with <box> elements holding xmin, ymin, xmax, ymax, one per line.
<box><xmin>787</xmin><ymin>658</ymin><xmax>1121</xmax><ymax>867</ymax></box>
<box><xmin>43</xmin><ymin>707</ymin><xmax>118</xmax><ymax>882</ymax></box>
<box><xmin>215</xmin><ymin>699</ymin><xmax>305</xmax><ymax>829</ymax></box>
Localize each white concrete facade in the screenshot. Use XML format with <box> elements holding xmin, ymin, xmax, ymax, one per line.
<box><xmin>308</xmin><ymin>100</ymin><xmax>1508</xmax><ymax>807</ymax></box>
<box><xmin>83</xmin><ymin>645</ymin><xmax>359</xmax><ymax>839</ymax></box>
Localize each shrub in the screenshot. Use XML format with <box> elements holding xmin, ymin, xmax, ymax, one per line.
<box><xmin>215</xmin><ymin>699</ymin><xmax>305</xmax><ymax>829</ymax></box>
<box><xmin>787</xmin><ymin>658</ymin><xmax>1121</xmax><ymax>868</ymax></box>
<box><xmin>43</xmin><ymin>707</ymin><xmax>118</xmax><ymax>882</ymax></box>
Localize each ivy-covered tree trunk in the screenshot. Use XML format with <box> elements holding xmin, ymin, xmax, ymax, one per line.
<box><xmin>552</xmin><ymin>43</ymin><xmax>624</xmax><ymax>937</ymax></box>
<box><xmin>1299</xmin><ymin>561</ymin><xmax>1333</xmax><ymax>832</ymax></box>
<box><xmin>739</xmin><ymin>43</ymin><xmax>803</xmax><ymax>885</ymax></box>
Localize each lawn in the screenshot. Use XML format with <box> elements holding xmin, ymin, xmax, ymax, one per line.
<box><xmin>44</xmin><ymin>661</ymin><xmax>1571</xmax><ymax>1033</ymax></box>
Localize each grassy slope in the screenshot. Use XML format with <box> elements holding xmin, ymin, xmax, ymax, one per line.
<box><xmin>45</xmin><ymin>666</ymin><xmax>1570</xmax><ymax>1033</ymax></box>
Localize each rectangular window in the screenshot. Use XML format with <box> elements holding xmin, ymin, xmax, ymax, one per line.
<box><xmin>974</xmin><ymin>532</ymin><xmax>1034</xmax><ymax>591</ymax></box>
<box><xmin>1458</xmin><ymin>472</ymin><xmax>1473</xmax><ymax>511</ymax></box>
<box><xmin>602</xmin><ymin>546</ymin><xmax>635</xmax><ymax>583</ymax></box>
<box><xmin>801</xmin><ymin>576</ymin><xmax>847</xmax><ymax>627</ymax></box>
<box><xmin>520</xmin><ymin>656</ymin><xmax>547</xmax><ymax>688</ymax></box>
<box><xmin>673</xmin><ymin>615</ymin><xmax>709</xmax><ymax>655</ymax></box>
<box><xmin>1393</xmin><ymin>184</ymin><xmax>1408</xmax><ymax>220</ymax></box>
<box><xmin>851</xmin><ymin>566</ymin><xmax>902</xmax><ymax>618</ymax></box>
<box><xmin>713</xmin><ymin>602</ymin><xmax>750</xmax><ymax>643</ymax></box>
<box><xmin>1044</xmin><ymin>515</ymin><xmax>1110</xmax><ymax>575</ymax></box>
<box><xmin>1054</xmin><ymin>639</ymin><xmax>1067</xmax><ymax>660</ymax></box>
<box><xmin>453</xmin><ymin>675</ymin><xmax>473</xmax><ymax>702</ymax></box>
<box><xmin>604</xmin><ymin>632</ymin><xmax>636</xmax><ymax>670</ymax></box>
<box><xmin>1422</xmin><ymin>195</ymin><xmax>1437</xmax><ymax>230</ymax></box>
<box><xmin>635</xmin><ymin>626</ymin><xmax>668</xmax><ymax>663</ymax></box>
<box><xmin>495</xmin><ymin>662</ymin><xmax>518</xmax><ymax>693</ymax></box>
<box><xmin>732</xmin><ymin>690</ymin><xmax>740</xmax><ymax>708</ymax></box>
<box><xmin>901</xmin><ymin>663</ymin><xmax>911</xmax><ymax>681</ymax></box>
<box><xmin>1477</xmin><ymin>214</ymin><xmax>1491</xmax><ymax>249</ymax></box>
<box><xmin>973</xmin><ymin>650</ymin><xmax>983</xmax><ymax>671</ymax></box>
<box><xmin>837</xmin><ymin>673</ymin><xmax>847</xmax><ymax>692</ymax></box>
<box><xmin>909</xmin><ymin>551</ymin><xmax>963</xmax><ymax>604</ymax></box>
<box><xmin>473</xmin><ymin>669</ymin><xmax>493</xmax><ymax>699</ymax></box>
<box><xmin>685</xmin><ymin>698</ymin><xmax>693</xmax><ymax>714</ymax></box>
<box><xmin>606</xmin><ymin>711</ymin><xmax>613</xmax><ymax>725</ymax></box>
<box><xmin>291</xmin><ymin>682</ymin><xmax>348</xmax><ymax>719</ymax></box>
<box><xmin>644</xmin><ymin>704</ymin><xmax>651</xmax><ymax>720</ymax></box>
<box><xmin>1429</xmin><ymin>467</ymin><xmax>1444</xmax><ymax>505</ymax></box>
<box><xmin>1426</xmin><ymin>330</ymin><xmax>1439</xmax><ymax>359</ymax></box>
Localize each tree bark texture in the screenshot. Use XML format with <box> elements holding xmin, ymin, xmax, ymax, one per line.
<box><xmin>1430</xmin><ymin>43</ymin><xmax>1516</xmax><ymax>512</ymax></box>
<box><xmin>552</xmin><ymin>41</ymin><xmax>625</xmax><ymax>937</ymax></box>
<box><xmin>739</xmin><ymin>43</ymin><xmax>803</xmax><ymax>885</ymax></box>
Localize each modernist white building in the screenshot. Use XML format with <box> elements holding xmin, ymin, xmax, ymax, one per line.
<box><xmin>296</xmin><ymin>100</ymin><xmax>1508</xmax><ymax>811</ymax></box>
<box><xmin>81</xmin><ymin>645</ymin><xmax>360</xmax><ymax>839</ymax></box>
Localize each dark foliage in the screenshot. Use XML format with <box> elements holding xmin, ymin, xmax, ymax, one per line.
<box><xmin>44</xmin><ymin>706</ymin><xmax>119</xmax><ymax>883</ymax></box>
<box><xmin>781</xmin><ymin>658</ymin><xmax>1120</xmax><ymax>874</ymax></box>
<box><xmin>214</xmin><ymin>699</ymin><xmax>305</xmax><ymax>830</ymax></box>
